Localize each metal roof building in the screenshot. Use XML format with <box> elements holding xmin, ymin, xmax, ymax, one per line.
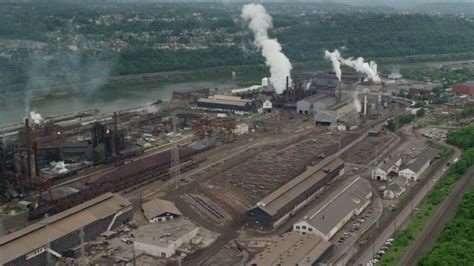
<box><xmin>293</xmin><ymin>176</ymin><xmax>372</xmax><ymax>241</ymax></box>
<box><xmin>296</xmin><ymin>93</ymin><xmax>337</xmax><ymax>115</ymax></box>
<box><xmin>246</xmin><ymin>156</ymin><xmax>345</xmax><ymax>229</ymax></box>
<box><xmin>142</xmin><ymin>198</ymin><xmax>182</xmax><ymax>223</ymax></box>
<box><xmin>197</xmin><ymin>95</ymin><xmax>255</xmax><ymax>112</ymax></box>
<box><xmin>247</xmin><ymin>231</ymin><xmax>332</xmax><ymax>266</ymax></box>
<box><xmin>0</xmin><ymin>193</ymin><xmax>132</xmax><ymax>266</ymax></box>
<box><xmin>399</xmin><ymin>147</ymin><xmax>439</xmax><ymax>181</ymax></box>
<box><xmin>314</xmin><ymin>100</ymin><xmax>359</xmax><ymax>128</ymax></box>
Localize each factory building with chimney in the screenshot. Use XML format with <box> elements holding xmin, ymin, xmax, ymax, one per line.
<box><xmin>246</xmin><ymin>156</ymin><xmax>344</xmax><ymax>229</ymax></box>
<box><xmin>0</xmin><ymin>193</ymin><xmax>132</xmax><ymax>266</ymax></box>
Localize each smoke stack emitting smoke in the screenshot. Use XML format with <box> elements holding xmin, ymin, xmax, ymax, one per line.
<box><xmin>324</xmin><ymin>49</ymin><xmax>380</xmax><ymax>82</ymax></box>
<box><xmin>353</xmin><ymin>90</ymin><xmax>362</xmax><ymax>112</ymax></box>
<box><xmin>29</xmin><ymin>110</ymin><xmax>43</xmax><ymax>125</ymax></box>
<box><xmin>241</xmin><ymin>4</ymin><xmax>292</xmax><ymax>94</ymax></box>
<box><xmin>324</xmin><ymin>50</ymin><xmax>342</xmax><ymax>81</ymax></box>
<box><xmin>324</xmin><ymin>49</ymin><xmax>381</xmax><ymax>112</ymax></box>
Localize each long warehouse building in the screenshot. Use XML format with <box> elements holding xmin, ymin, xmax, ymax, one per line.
<box><xmin>0</xmin><ymin>193</ymin><xmax>132</xmax><ymax>266</ymax></box>
<box><xmin>246</xmin><ymin>156</ymin><xmax>345</xmax><ymax>229</ymax></box>
<box><xmin>293</xmin><ymin>176</ymin><xmax>372</xmax><ymax>241</ymax></box>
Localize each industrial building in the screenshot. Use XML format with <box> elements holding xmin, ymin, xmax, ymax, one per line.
<box><xmin>197</xmin><ymin>95</ymin><xmax>255</xmax><ymax>113</ymax></box>
<box><xmin>0</xmin><ymin>193</ymin><xmax>132</xmax><ymax>266</ymax></box>
<box><xmin>133</xmin><ymin>220</ymin><xmax>199</xmax><ymax>258</ymax></box>
<box><xmin>246</xmin><ymin>231</ymin><xmax>332</xmax><ymax>266</ymax></box>
<box><xmin>296</xmin><ymin>93</ymin><xmax>337</xmax><ymax>115</ymax></box>
<box><xmin>372</xmin><ymin>157</ymin><xmax>401</xmax><ymax>181</ymax></box>
<box><xmin>262</xmin><ymin>99</ymin><xmax>273</xmax><ymax>113</ymax></box>
<box><xmin>383</xmin><ymin>177</ymin><xmax>407</xmax><ymax>200</ymax></box>
<box><xmin>142</xmin><ymin>198</ymin><xmax>182</xmax><ymax>223</ymax></box>
<box><xmin>293</xmin><ymin>176</ymin><xmax>372</xmax><ymax>241</ymax></box>
<box><xmin>399</xmin><ymin>147</ymin><xmax>439</xmax><ymax>181</ymax></box>
<box><xmin>246</xmin><ymin>157</ymin><xmax>345</xmax><ymax>229</ymax></box>
<box><xmin>314</xmin><ymin>100</ymin><xmax>359</xmax><ymax>128</ymax></box>
<box><xmin>452</xmin><ymin>81</ymin><xmax>474</xmax><ymax>95</ymax></box>
<box><xmin>172</xmin><ymin>88</ymin><xmax>210</xmax><ymax>103</ymax></box>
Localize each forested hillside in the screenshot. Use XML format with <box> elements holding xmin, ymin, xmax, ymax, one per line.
<box><xmin>1</xmin><ymin>3</ymin><xmax>474</xmax><ymax>89</ymax></box>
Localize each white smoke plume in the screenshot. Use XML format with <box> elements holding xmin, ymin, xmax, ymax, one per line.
<box><xmin>241</xmin><ymin>4</ymin><xmax>292</xmax><ymax>94</ymax></box>
<box><xmin>324</xmin><ymin>50</ymin><xmax>342</xmax><ymax>81</ymax></box>
<box><xmin>342</xmin><ymin>57</ymin><xmax>381</xmax><ymax>82</ymax></box>
<box><xmin>324</xmin><ymin>49</ymin><xmax>380</xmax><ymax>82</ymax></box>
<box><xmin>50</xmin><ymin>161</ymin><xmax>69</xmax><ymax>174</ymax></box>
<box><xmin>29</xmin><ymin>110</ymin><xmax>43</xmax><ymax>125</ymax></box>
<box><xmin>352</xmin><ymin>90</ymin><xmax>362</xmax><ymax>113</ymax></box>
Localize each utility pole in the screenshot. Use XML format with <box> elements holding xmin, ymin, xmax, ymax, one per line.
<box><xmin>45</xmin><ymin>214</ymin><xmax>51</xmax><ymax>266</ymax></box>
<box><xmin>80</xmin><ymin>227</ymin><xmax>87</xmax><ymax>266</ymax></box>
<box><xmin>171</xmin><ymin>116</ymin><xmax>180</xmax><ymax>190</ymax></box>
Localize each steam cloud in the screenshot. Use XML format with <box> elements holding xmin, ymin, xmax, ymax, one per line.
<box><xmin>29</xmin><ymin>110</ymin><xmax>43</xmax><ymax>125</ymax></box>
<box><xmin>324</xmin><ymin>50</ymin><xmax>342</xmax><ymax>81</ymax></box>
<box><xmin>342</xmin><ymin>57</ymin><xmax>380</xmax><ymax>82</ymax></box>
<box><xmin>324</xmin><ymin>49</ymin><xmax>380</xmax><ymax>82</ymax></box>
<box><xmin>24</xmin><ymin>41</ymin><xmax>113</xmax><ymax>118</ymax></box>
<box><xmin>50</xmin><ymin>161</ymin><xmax>69</xmax><ymax>174</ymax></box>
<box><xmin>241</xmin><ymin>3</ymin><xmax>292</xmax><ymax>94</ymax></box>
<box><xmin>352</xmin><ymin>90</ymin><xmax>362</xmax><ymax>113</ymax></box>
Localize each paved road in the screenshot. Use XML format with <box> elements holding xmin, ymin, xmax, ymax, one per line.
<box><xmin>397</xmin><ymin>165</ymin><xmax>474</xmax><ymax>266</ymax></box>
<box><xmin>353</xmin><ymin>145</ymin><xmax>462</xmax><ymax>266</ymax></box>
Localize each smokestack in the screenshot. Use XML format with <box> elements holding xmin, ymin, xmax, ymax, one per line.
<box><xmin>24</xmin><ymin>118</ymin><xmax>35</xmax><ymax>177</ymax></box>
<box><xmin>241</xmin><ymin>4</ymin><xmax>293</xmax><ymax>94</ymax></box>
<box><xmin>112</xmin><ymin>112</ymin><xmax>117</xmax><ymax>156</ymax></box>
<box><xmin>286</xmin><ymin>76</ymin><xmax>289</xmax><ymax>92</ymax></box>
<box><xmin>364</xmin><ymin>93</ymin><xmax>368</xmax><ymax>115</ymax></box>
<box><xmin>337</xmin><ymin>82</ymin><xmax>342</xmax><ymax>101</ymax></box>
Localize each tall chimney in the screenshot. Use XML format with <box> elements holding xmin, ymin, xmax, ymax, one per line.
<box><xmin>337</xmin><ymin>82</ymin><xmax>342</xmax><ymax>101</ymax></box>
<box><xmin>286</xmin><ymin>76</ymin><xmax>289</xmax><ymax>92</ymax></box>
<box><xmin>364</xmin><ymin>93</ymin><xmax>368</xmax><ymax>115</ymax></box>
<box><xmin>112</xmin><ymin>112</ymin><xmax>117</xmax><ymax>156</ymax></box>
<box><xmin>24</xmin><ymin>118</ymin><xmax>34</xmax><ymax>177</ymax></box>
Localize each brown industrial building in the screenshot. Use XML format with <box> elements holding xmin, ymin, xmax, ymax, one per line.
<box><xmin>452</xmin><ymin>82</ymin><xmax>474</xmax><ymax>95</ymax></box>
<box><xmin>172</xmin><ymin>88</ymin><xmax>210</xmax><ymax>102</ymax></box>
<box><xmin>0</xmin><ymin>192</ymin><xmax>132</xmax><ymax>266</ymax></box>
<box><xmin>197</xmin><ymin>95</ymin><xmax>255</xmax><ymax>112</ymax></box>
<box><xmin>246</xmin><ymin>156</ymin><xmax>345</xmax><ymax>229</ymax></box>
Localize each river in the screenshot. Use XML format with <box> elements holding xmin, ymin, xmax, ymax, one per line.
<box><xmin>2</xmin><ymin>58</ymin><xmax>473</xmax><ymax>126</ymax></box>
<box><xmin>0</xmin><ymin>78</ymin><xmax>245</xmax><ymax>126</ymax></box>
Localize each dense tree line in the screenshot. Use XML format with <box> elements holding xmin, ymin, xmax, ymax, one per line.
<box><xmin>418</xmin><ymin>125</ymin><xmax>474</xmax><ymax>265</ymax></box>
<box><xmin>418</xmin><ymin>127</ymin><xmax>474</xmax><ymax>265</ymax></box>
<box><xmin>447</xmin><ymin>124</ymin><xmax>474</xmax><ymax>150</ymax></box>
<box><xmin>1</xmin><ymin>3</ymin><xmax>474</xmax><ymax>90</ymax></box>
<box><xmin>381</xmin><ymin>125</ymin><xmax>474</xmax><ymax>265</ymax></box>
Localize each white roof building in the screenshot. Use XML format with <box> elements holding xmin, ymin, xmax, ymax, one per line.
<box><xmin>293</xmin><ymin>176</ymin><xmax>372</xmax><ymax>241</ymax></box>
<box><xmin>399</xmin><ymin>147</ymin><xmax>439</xmax><ymax>181</ymax></box>
<box><xmin>133</xmin><ymin>220</ymin><xmax>199</xmax><ymax>258</ymax></box>
<box><xmin>246</xmin><ymin>231</ymin><xmax>331</xmax><ymax>266</ymax></box>
<box><xmin>373</xmin><ymin>157</ymin><xmax>402</xmax><ymax>181</ymax></box>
